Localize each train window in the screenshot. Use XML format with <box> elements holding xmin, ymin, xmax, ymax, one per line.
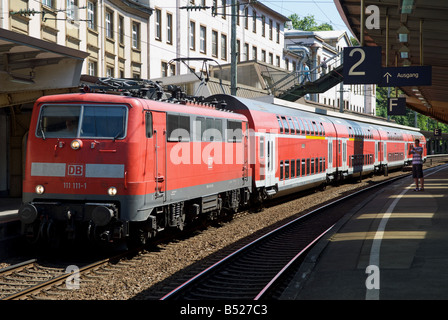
<box><xmin>37</xmin><ymin>105</ymin><xmax>81</xmax><ymax>138</ymax></box>
<box><xmin>285</xmin><ymin>160</ymin><xmax>290</xmax><ymax>179</ymax></box>
<box><xmin>301</xmin><ymin>159</ymin><xmax>306</xmax><ymax>176</ymax></box>
<box><xmin>260</xmin><ymin>136</ymin><xmax>264</xmax><ymax>158</ymax></box>
<box><xmin>311</xmin><ymin>158</ymin><xmax>315</xmax><ymax>174</ymax></box>
<box><xmin>292</xmin><ymin>118</ymin><xmax>300</xmax><ymax>135</ymax></box>
<box><xmin>195</xmin><ymin>117</ymin><xmax>206</xmax><ymax>141</ymax></box>
<box><xmin>280</xmin><ymin>161</ymin><xmax>284</xmax><ymax>180</ymax></box>
<box><xmin>312</xmin><ymin>121</ymin><xmax>318</xmax><ymax>136</ymax></box>
<box><xmin>306</xmin><ymin>158</ymin><xmax>310</xmax><ymax>175</ymax></box>
<box><xmin>291</xmin><ymin>159</ymin><xmax>295</xmax><ymax>178</ymax></box>
<box><xmin>276</xmin><ymin>116</ymin><xmax>283</xmax><ymax>134</ymax></box>
<box><xmin>205</xmin><ymin>118</ymin><xmax>223</xmax><ymax>141</ymax></box>
<box><xmin>287</xmin><ymin>117</ymin><xmax>295</xmax><ymax>134</ymax></box>
<box><xmin>82</xmin><ymin>106</ymin><xmax>127</xmax><ymax>139</ymax></box>
<box><xmin>296</xmin><ymin>159</ymin><xmax>300</xmax><ymax>176</ymax></box>
<box><xmin>227</xmin><ymin>120</ymin><xmax>242</xmax><ymax>142</ymax></box>
<box><xmin>37</xmin><ymin>105</ymin><xmax>128</xmax><ymax>139</ymax></box>
<box><xmin>168</xmin><ymin>114</ymin><xmax>191</xmax><ymax>142</ymax></box>
<box><xmin>281</xmin><ymin>116</ymin><xmax>289</xmax><ymax>134</ymax></box>
<box><xmin>145</xmin><ymin>112</ymin><xmax>153</xmax><ymax>138</ymax></box>
<box><xmin>303</xmin><ymin>119</ymin><xmax>310</xmax><ymax>135</ymax></box>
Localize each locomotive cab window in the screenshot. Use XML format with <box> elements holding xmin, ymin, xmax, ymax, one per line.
<box><xmin>36</xmin><ymin>104</ymin><xmax>127</xmax><ymax>139</ymax></box>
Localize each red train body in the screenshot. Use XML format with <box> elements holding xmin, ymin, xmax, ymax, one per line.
<box><xmin>19</xmin><ymin>87</ymin><xmax>426</xmax><ymax>247</ymax></box>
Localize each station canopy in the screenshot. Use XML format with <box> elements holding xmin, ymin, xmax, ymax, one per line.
<box><xmin>0</xmin><ymin>28</ymin><xmax>88</xmax><ymax>108</ymax></box>
<box><xmin>334</xmin><ymin>0</ymin><xmax>448</xmax><ymax>124</ymax></box>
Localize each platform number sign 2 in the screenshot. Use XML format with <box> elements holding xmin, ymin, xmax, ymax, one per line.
<box><xmin>343</xmin><ymin>46</ymin><xmax>382</xmax><ymax>84</ymax></box>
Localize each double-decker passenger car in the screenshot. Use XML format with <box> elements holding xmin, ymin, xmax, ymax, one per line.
<box><xmin>208</xmin><ymin>95</ymin><xmax>426</xmax><ymax>200</ymax></box>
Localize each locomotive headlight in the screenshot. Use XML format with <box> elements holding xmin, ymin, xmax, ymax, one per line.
<box><xmin>71</xmin><ymin>139</ymin><xmax>83</xmax><ymax>150</ymax></box>
<box><xmin>108</xmin><ymin>186</ymin><xmax>117</xmax><ymax>196</ymax></box>
<box><xmin>35</xmin><ymin>185</ymin><xmax>45</xmax><ymax>195</ymax></box>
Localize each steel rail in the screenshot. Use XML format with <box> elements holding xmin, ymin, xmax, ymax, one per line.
<box><xmin>160</xmin><ymin>165</ymin><xmax>446</xmax><ymax>300</ymax></box>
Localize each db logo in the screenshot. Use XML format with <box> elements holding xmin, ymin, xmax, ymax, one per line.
<box><xmin>68</xmin><ymin>164</ymin><xmax>84</xmax><ymax>176</ymax></box>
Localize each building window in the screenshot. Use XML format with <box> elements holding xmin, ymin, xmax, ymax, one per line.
<box><xmin>43</xmin><ymin>0</ymin><xmax>53</xmax><ymax>8</ymax></box>
<box><xmin>88</xmin><ymin>61</ymin><xmax>97</xmax><ymax>76</ymax></box>
<box><xmin>221</xmin><ymin>34</ymin><xmax>227</xmax><ymax>60</ymax></box>
<box><xmin>269</xmin><ymin>19</ymin><xmax>273</xmax><ymax>40</ymax></box>
<box><xmin>276</xmin><ymin>22</ymin><xmax>280</xmax><ymax>43</ymax></box>
<box><xmin>170</xmin><ymin>63</ymin><xmax>176</xmax><ymax>76</ymax></box>
<box><xmin>106</xmin><ymin>66</ymin><xmax>114</xmax><ymax>77</ymax></box>
<box><xmin>261</xmin><ymin>15</ymin><xmax>265</xmax><ymax>37</ymax></box>
<box><xmin>276</xmin><ymin>55</ymin><xmax>280</xmax><ymax>67</ymax></box>
<box><xmin>269</xmin><ymin>52</ymin><xmax>273</xmax><ymax>65</ymax></box>
<box><xmin>236</xmin><ymin>1</ymin><xmax>240</xmax><ymax>25</ymax></box>
<box><xmin>200</xmin><ymin>25</ymin><xmax>206</xmax><ymax>53</ymax></box>
<box><xmin>132</xmin><ymin>22</ymin><xmax>140</xmax><ymax>49</ymax></box>
<box><xmin>155</xmin><ymin>9</ymin><xmax>162</xmax><ymax>41</ymax></box>
<box><xmin>261</xmin><ymin>49</ymin><xmax>266</xmax><ymax>62</ymax></box>
<box><xmin>161</xmin><ymin>61</ymin><xmax>168</xmax><ymax>77</ymax></box>
<box><xmin>221</xmin><ymin>0</ymin><xmax>226</xmax><ymax>19</ymax></box>
<box><xmin>87</xmin><ymin>1</ymin><xmax>96</xmax><ymax>30</ymax></box>
<box><xmin>67</xmin><ymin>0</ymin><xmax>77</xmax><ymax>20</ymax></box>
<box><xmin>252</xmin><ymin>46</ymin><xmax>257</xmax><ymax>61</ymax></box>
<box><xmin>244</xmin><ymin>7</ymin><xmax>248</xmax><ymax>29</ymax></box>
<box><xmin>244</xmin><ymin>43</ymin><xmax>249</xmax><ymax>61</ymax></box>
<box><xmin>118</xmin><ymin>16</ymin><xmax>124</xmax><ymax>44</ymax></box>
<box><xmin>212</xmin><ymin>30</ymin><xmax>218</xmax><ymax>57</ymax></box>
<box><xmin>105</xmin><ymin>10</ymin><xmax>113</xmax><ymax>39</ymax></box>
<box><xmin>252</xmin><ymin>10</ymin><xmax>256</xmax><ymax>33</ymax></box>
<box><xmin>236</xmin><ymin>40</ymin><xmax>241</xmax><ymax>62</ymax></box>
<box><xmin>190</xmin><ymin>20</ymin><xmax>196</xmax><ymax>50</ymax></box>
<box><xmin>167</xmin><ymin>13</ymin><xmax>173</xmax><ymax>44</ymax></box>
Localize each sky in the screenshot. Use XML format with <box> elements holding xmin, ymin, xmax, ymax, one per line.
<box><xmin>260</xmin><ymin>0</ymin><xmax>353</xmax><ymax>36</ymax></box>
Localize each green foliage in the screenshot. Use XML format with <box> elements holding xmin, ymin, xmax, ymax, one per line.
<box><xmin>376</xmin><ymin>86</ymin><xmax>447</xmax><ymax>133</ymax></box>
<box><xmin>288</xmin><ymin>14</ymin><xmax>333</xmax><ymax>31</ymax></box>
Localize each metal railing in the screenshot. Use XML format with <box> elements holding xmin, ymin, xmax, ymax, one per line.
<box><xmin>265</xmin><ymin>51</ymin><xmax>343</xmax><ymax>97</ymax></box>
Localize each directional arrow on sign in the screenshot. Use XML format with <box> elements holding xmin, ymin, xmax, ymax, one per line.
<box><xmin>383</xmin><ymin>72</ymin><xmax>392</xmax><ymax>84</ymax></box>
<box><xmin>378</xmin><ymin>66</ymin><xmax>432</xmax><ymax>87</ymax></box>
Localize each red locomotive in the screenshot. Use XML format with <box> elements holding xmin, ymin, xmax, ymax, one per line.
<box><xmin>18</xmin><ymin>78</ymin><xmax>426</xmax><ymax>247</ymax></box>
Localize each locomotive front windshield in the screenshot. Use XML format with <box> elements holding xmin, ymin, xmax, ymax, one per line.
<box><xmin>36</xmin><ymin>105</ymin><xmax>127</xmax><ymax>139</ymax></box>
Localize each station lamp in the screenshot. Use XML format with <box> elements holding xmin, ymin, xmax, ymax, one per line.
<box><xmin>397</xmin><ymin>25</ymin><xmax>410</xmax><ymax>43</ymax></box>
<box><xmin>399</xmin><ymin>45</ymin><xmax>410</xmax><ymax>59</ymax></box>
<box><xmin>401</xmin><ymin>0</ymin><xmax>414</xmax><ymax>14</ymax></box>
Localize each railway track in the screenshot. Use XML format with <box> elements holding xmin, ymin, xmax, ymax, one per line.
<box><xmin>0</xmin><ymin>254</ymin><xmax>131</xmax><ymax>300</ymax></box>
<box><xmin>159</xmin><ymin>172</ymin><xmax>419</xmax><ymax>300</ymax></box>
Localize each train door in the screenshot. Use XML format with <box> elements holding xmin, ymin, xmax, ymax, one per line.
<box><xmin>265</xmin><ymin>134</ymin><xmax>276</xmax><ymax>186</ymax></box>
<box><xmin>342</xmin><ymin>140</ymin><xmax>347</xmax><ymax>171</ymax></box>
<box><xmin>146</xmin><ymin>111</ymin><xmax>166</xmax><ymax>202</ymax></box>
<box><xmin>243</xmin><ymin>122</ymin><xmax>249</xmax><ymax>183</ymax></box>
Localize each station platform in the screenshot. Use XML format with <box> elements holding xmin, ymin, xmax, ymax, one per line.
<box><xmin>0</xmin><ymin>197</ymin><xmax>20</xmax><ymax>223</ymax></box>
<box><xmin>281</xmin><ymin>164</ymin><xmax>448</xmax><ymax>300</ymax></box>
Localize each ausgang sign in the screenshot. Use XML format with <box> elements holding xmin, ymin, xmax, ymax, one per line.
<box><xmin>378</xmin><ymin>66</ymin><xmax>432</xmax><ymax>87</ymax></box>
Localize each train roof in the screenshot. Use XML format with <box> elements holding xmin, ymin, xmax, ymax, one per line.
<box><xmin>209</xmin><ymin>94</ymin><xmax>421</xmax><ymax>133</ymax></box>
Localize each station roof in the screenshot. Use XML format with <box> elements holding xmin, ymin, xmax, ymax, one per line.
<box><xmin>334</xmin><ymin>0</ymin><xmax>448</xmax><ymax>124</ymax></box>
<box><xmin>0</xmin><ymin>28</ymin><xmax>88</xmax><ymax>108</ymax></box>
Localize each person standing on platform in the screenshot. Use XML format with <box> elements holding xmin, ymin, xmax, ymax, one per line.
<box><xmin>409</xmin><ymin>138</ymin><xmax>424</xmax><ymax>191</ymax></box>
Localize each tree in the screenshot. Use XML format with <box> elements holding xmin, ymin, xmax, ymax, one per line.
<box><xmin>288</xmin><ymin>14</ymin><xmax>333</xmax><ymax>31</ymax></box>
<box><xmin>376</xmin><ymin>86</ymin><xmax>448</xmax><ymax>132</ymax></box>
